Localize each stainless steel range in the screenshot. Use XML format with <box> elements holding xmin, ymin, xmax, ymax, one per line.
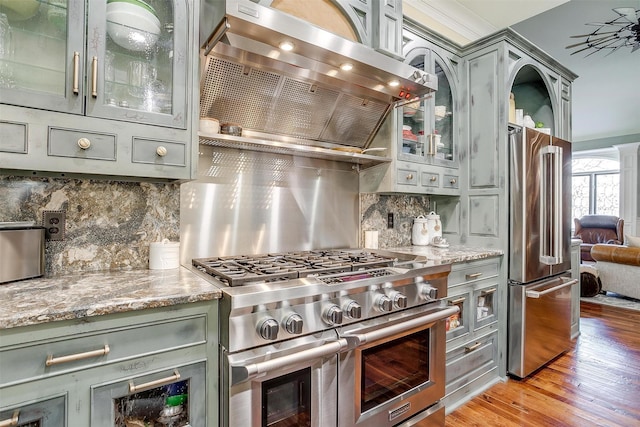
<box><xmin>192</xmin><ymin>249</ymin><xmax>457</xmax><ymax>427</ymax></box>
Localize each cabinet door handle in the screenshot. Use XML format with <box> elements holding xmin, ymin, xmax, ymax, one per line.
<box><xmin>450</xmin><ymin>297</ymin><xmax>466</xmax><ymax>304</ymax></box>
<box><xmin>481</xmin><ymin>287</ymin><xmax>497</xmax><ymax>295</ymax></box>
<box><xmin>465</xmin><ymin>342</ymin><xmax>482</xmax><ymax>353</ymax></box>
<box><xmin>156</xmin><ymin>146</ymin><xmax>168</xmax><ymax>157</ymax></box>
<box><xmin>465</xmin><ymin>272</ymin><xmax>482</xmax><ymax>280</ymax></box>
<box><xmin>129</xmin><ymin>369</ymin><xmax>181</xmax><ymax>393</ymax></box>
<box><xmin>45</xmin><ymin>344</ymin><xmax>110</xmax><ymax>366</ymax></box>
<box><xmin>72</xmin><ymin>52</ymin><xmax>80</xmax><ymax>95</ymax></box>
<box><xmin>91</xmin><ymin>56</ymin><xmax>98</xmax><ymax>97</ymax></box>
<box><xmin>0</xmin><ymin>411</ymin><xmax>19</xmax><ymax>427</ymax></box>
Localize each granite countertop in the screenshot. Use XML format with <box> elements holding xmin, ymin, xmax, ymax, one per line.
<box><xmin>384</xmin><ymin>245</ymin><xmax>504</xmax><ymax>264</ymax></box>
<box><xmin>0</xmin><ymin>267</ymin><xmax>221</xmax><ymax>330</ymax></box>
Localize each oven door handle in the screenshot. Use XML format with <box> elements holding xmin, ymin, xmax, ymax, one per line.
<box><xmin>344</xmin><ymin>306</ymin><xmax>459</xmax><ymax>347</ymax></box>
<box><xmin>230</xmin><ymin>338</ymin><xmax>348</xmax><ymax>385</ymax></box>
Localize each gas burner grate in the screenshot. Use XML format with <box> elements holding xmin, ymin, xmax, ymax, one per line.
<box><xmin>317</xmin><ymin>268</ymin><xmax>395</xmax><ymax>285</ymax></box>
<box><xmin>193</xmin><ymin>250</ymin><xmax>397</xmax><ymax>286</ymax></box>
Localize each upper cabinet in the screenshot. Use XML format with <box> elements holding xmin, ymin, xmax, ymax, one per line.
<box><xmin>0</xmin><ymin>0</ymin><xmax>198</xmax><ymax>181</ymax></box>
<box><xmin>360</xmin><ymin>25</ymin><xmax>461</xmax><ymax>195</ymax></box>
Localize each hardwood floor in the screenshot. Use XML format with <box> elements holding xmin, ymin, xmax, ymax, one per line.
<box><xmin>445</xmin><ymin>301</ymin><xmax>640</xmax><ymax>426</ymax></box>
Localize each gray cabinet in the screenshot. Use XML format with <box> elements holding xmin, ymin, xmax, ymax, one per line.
<box><xmin>360</xmin><ymin>24</ymin><xmax>461</xmax><ymax>195</ymax></box>
<box><xmin>372</xmin><ymin>0</ymin><xmax>404</xmax><ymax>59</ymax></box>
<box><xmin>0</xmin><ymin>0</ymin><xmax>198</xmax><ymax>181</ymax></box>
<box><xmin>442</xmin><ymin>257</ymin><xmax>504</xmax><ymax>412</ymax></box>
<box><xmin>0</xmin><ymin>302</ymin><xmax>218</xmax><ymax>427</ymax></box>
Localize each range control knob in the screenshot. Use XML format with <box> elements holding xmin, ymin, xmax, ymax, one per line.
<box><xmin>344</xmin><ymin>300</ymin><xmax>363</xmax><ymax>319</ymax></box>
<box><xmin>258</xmin><ymin>318</ymin><xmax>279</xmax><ymax>341</ymax></box>
<box><xmin>323</xmin><ymin>304</ymin><xmax>343</xmax><ymax>326</ymax></box>
<box><xmin>284</xmin><ymin>313</ymin><xmax>304</xmax><ymax>335</ymax></box>
<box><xmin>421</xmin><ymin>285</ymin><xmax>438</xmax><ymax>300</ymax></box>
<box><xmin>390</xmin><ymin>291</ymin><xmax>408</xmax><ymax>309</ymax></box>
<box><xmin>375</xmin><ymin>294</ymin><xmax>393</xmax><ymax>312</ymax></box>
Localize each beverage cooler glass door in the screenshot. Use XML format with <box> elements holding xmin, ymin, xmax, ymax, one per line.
<box><xmin>91</xmin><ymin>362</ymin><xmax>205</xmax><ymax>427</ymax></box>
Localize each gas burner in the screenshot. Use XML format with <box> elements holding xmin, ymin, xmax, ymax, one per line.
<box><xmin>192</xmin><ymin>250</ymin><xmax>397</xmax><ymax>286</ymax></box>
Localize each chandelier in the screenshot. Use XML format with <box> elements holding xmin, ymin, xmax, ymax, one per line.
<box><xmin>567</xmin><ymin>7</ymin><xmax>640</xmax><ymax>55</ymax></box>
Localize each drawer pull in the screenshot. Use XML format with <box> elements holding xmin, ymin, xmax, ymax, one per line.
<box><xmin>129</xmin><ymin>369</ymin><xmax>181</xmax><ymax>393</ymax></box>
<box><xmin>72</xmin><ymin>52</ymin><xmax>80</xmax><ymax>95</ymax></box>
<box><xmin>450</xmin><ymin>178</ymin><xmax>457</xmax><ymax>184</ymax></box>
<box><xmin>465</xmin><ymin>342</ymin><xmax>482</xmax><ymax>353</ymax></box>
<box><xmin>465</xmin><ymin>272</ymin><xmax>482</xmax><ymax>280</ymax></box>
<box><xmin>156</xmin><ymin>146</ymin><xmax>168</xmax><ymax>157</ymax></box>
<box><xmin>406</xmin><ymin>173</ymin><xmax>413</xmax><ymax>180</ymax></box>
<box><xmin>430</xmin><ymin>176</ymin><xmax>437</xmax><ymax>182</ymax></box>
<box><xmin>450</xmin><ymin>297</ymin><xmax>466</xmax><ymax>304</ymax></box>
<box><xmin>481</xmin><ymin>287</ymin><xmax>497</xmax><ymax>295</ymax></box>
<box><xmin>0</xmin><ymin>411</ymin><xmax>19</xmax><ymax>427</ymax></box>
<box><xmin>91</xmin><ymin>56</ymin><xmax>98</xmax><ymax>97</ymax></box>
<box><xmin>45</xmin><ymin>344</ymin><xmax>109</xmax><ymax>367</ymax></box>
<box><xmin>77</xmin><ymin>137</ymin><xmax>91</xmax><ymax>150</ymax></box>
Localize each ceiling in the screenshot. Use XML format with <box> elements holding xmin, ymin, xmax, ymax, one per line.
<box><xmin>405</xmin><ymin>0</ymin><xmax>640</xmax><ymax>148</ymax></box>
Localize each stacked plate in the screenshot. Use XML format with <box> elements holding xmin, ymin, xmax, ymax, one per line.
<box><xmin>106</xmin><ymin>0</ymin><xmax>160</xmax><ymax>51</ymax></box>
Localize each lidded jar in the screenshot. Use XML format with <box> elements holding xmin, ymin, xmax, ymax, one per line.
<box><xmin>426</xmin><ymin>211</ymin><xmax>442</xmax><ymax>243</ymax></box>
<box><xmin>412</xmin><ymin>215</ymin><xmax>430</xmax><ymax>246</ymax></box>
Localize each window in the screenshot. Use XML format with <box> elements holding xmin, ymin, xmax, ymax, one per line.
<box><xmin>572</xmin><ymin>157</ymin><xmax>620</xmax><ymax>219</ymax></box>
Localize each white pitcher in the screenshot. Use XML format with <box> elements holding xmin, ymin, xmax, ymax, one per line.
<box><xmin>412</xmin><ymin>215</ymin><xmax>430</xmax><ymax>246</ymax></box>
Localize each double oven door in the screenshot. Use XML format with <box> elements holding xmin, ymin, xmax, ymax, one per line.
<box><xmin>223</xmin><ymin>330</ymin><xmax>343</xmax><ymax>427</ymax></box>
<box><xmin>337</xmin><ymin>304</ymin><xmax>458</xmax><ymax>427</ymax></box>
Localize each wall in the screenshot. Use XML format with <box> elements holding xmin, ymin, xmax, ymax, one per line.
<box><xmin>360</xmin><ymin>193</ymin><xmax>432</xmax><ymax>248</ymax></box>
<box><xmin>0</xmin><ymin>176</ymin><xmax>180</xmax><ymax>276</ymax></box>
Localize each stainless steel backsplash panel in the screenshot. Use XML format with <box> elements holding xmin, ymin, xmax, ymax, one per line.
<box><xmin>180</xmin><ymin>145</ymin><xmax>359</xmax><ymax>264</ymax></box>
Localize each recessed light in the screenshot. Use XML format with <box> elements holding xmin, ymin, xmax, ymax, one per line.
<box><xmin>388</xmin><ymin>80</ymin><xmax>400</xmax><ymax>87</ymax></box>
<box><xmin>340</xmin><ymin>63</ymin><xmax>353</xmax><ymax>71</ymax></box>
<box><xmin>279</xmin><ymin>41</ymin><xmax>294</xmax><ymax>51</ymax></box>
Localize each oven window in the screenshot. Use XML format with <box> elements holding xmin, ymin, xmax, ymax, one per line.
<box><xmin>361</xmin><ymin>329</ymin><xmax>430</xmax><ymax>412</ymax></box>
<box><xmin>262</xmin><ymin>368</ymin><xmax>311</xmax><ymax>427</ymax></box>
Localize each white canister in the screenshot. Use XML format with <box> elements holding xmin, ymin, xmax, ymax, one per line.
<box><xmin>426</xmin><ymin>211</ymin><xmax>442</xmax><ymax>243</ymax></box>
<box><xmin>412</xmin><ymin>215</ymin><xmax>430</xmax><ymax>246</ymax></box>
<box><xmin>149</xmin><ymin>239</ymin><xmax>180</xmax><ymax>270</ymax></box>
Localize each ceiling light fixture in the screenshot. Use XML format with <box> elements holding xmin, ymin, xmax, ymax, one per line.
<box><xmin>279</xmin><ymin>41</ymin><xmax>294</xmax><ymax>51</ymax></box>
<box><xmin>567</xmin><ymin>7</ymin><xmax>640</xmax><ymax>56</ymax></box>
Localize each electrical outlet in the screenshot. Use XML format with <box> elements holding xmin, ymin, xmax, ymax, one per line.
<box><xmin>43</xmin><ymin>210</ymin><xmax>66</xmax><ymax>241</ymax></box>
<box><xmin>387</xmin><ymin>212</ymin><xmax>394</xmax><ymax>229</ymax></box>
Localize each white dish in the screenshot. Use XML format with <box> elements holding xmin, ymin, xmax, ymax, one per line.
<box><xmin>431</xmin><ymin>242</ymin><xmax>449</xmax><ymax>248</ymax></box>
<box><xmin>106</xmin><ymin>1</ymin><xmax>160</xmax><ymax>51</ymax></box>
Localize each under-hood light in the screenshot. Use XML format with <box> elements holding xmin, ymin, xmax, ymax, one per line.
<box><xmin>340</xmin><ymin>63</ymin><xmax>353</xmax><ymax>71</ymax></box>
<box><xmin>388</xmin><ymin>79</ymin><xmax>400</xmax><ymax>87</ymax></box>
<box><xmin>279</xmin><ymin>41</ymin><xmax>294</xmax><ymax>51</ymax></box>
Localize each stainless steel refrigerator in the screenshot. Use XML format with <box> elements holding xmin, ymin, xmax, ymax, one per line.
<box><xmin>507</xmin><ymin>126</ymin><xmax>578</xmax><ymax>378</ymax></box>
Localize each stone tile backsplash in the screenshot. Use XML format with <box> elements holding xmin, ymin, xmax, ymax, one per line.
<box><xmin>0</xmin><ymin>176</ymin><xmax>180</xmax><ymax>276</ymax></box>
<box><xmin>360</xmin><ymin>193</ymin><xmax>431</xmax><ymax>248</ymax></box>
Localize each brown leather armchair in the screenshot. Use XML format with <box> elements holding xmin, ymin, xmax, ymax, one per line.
<box><xmin>573</xmin><ymin>215</ymin><xmax>624</xmax><ymax>263</ymax></box>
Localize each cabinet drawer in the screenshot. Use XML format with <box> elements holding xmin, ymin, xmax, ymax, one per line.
<box><xmin>445</xmin><ymin>332</ymin><xmax>497</xmax><ymax>395</ymax></box>
<box><xmin>0</xmin><ymin>315</ymin><xmax>206</xmax><ymax>387</ymax></box>
<box><xmin>48</xmin><ymin>127</ymin><xmax>116</xmax><ymax>161</ymax></box>
<box><xmin>397</xmin><ymin>168</ymin><xmax>418</xmax><ymax>186</ymax></box>
<box><xmin>132</xmin><ymin>137</ymin><xmax>186</xmax><ymax>166</ymax></box>
<box><xmin>0</xmin><ymin>394</ymin><xmax>65</xmax><ymax>427</ymax></box>
<box><xmin>445</xmin><ymin>291</ymin><xmax>471</xmax><ymax>342</ymax></box>
<box><xmin>421</xmin><ymin>171</ymin><xmax>439</xmax><ymax>188</ymax></box>
<box><xmin>443</xmin><ymin>174</ymin><xmax>459</xmax><ymax>189</ymax></box>
<box><xmin>0</xmin><ymin>120</ymin><xmax>28</xmax><ymax>154</ymax></box>
<box><xmin>449</xmin><ymin>259</ymin><xmax>499</xmax><ymax>287</ymax></box>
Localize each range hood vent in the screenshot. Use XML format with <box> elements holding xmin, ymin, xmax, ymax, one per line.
<box><xmin>199</xmin><ymin>0</ymin><xmax>437</xmax><ymax>149</ymax></box>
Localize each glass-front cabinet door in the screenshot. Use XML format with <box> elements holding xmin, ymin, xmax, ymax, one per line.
<box><xmin>0</xmin><ymin>0</ymin><xmax>85</xmax><ymax>113</ymax></box>
<box><xmin>0</xmin><ymin>0</ymin><xmax>187</xmax><ymax>128</ymax></box>
<box><xmin>400</xmin><ymin>49</ymin><xmax>457</xmax><ymax>168</ymax></box>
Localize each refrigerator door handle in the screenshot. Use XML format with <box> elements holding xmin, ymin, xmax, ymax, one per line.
<box><xmin>525</xmin><ymin>278</ymin><xmax>577</xmax><ymax>298</ymax></box>
<box><xmin>539</xmin><ymin>145</ymin><xmax>564</xmax><ymax>265</ymax></box>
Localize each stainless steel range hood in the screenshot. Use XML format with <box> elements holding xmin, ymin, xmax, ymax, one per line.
<box><xmin>199</xmin><ymin>0</ymin><xmax>437</xmax><ymax>150</ymax></box>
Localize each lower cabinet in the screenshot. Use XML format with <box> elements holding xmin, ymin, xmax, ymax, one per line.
<box><xmin>0</xmin><ymin>301</ymin><xmax>218</xmax><ymax>427</ymax></box>
<box><xmin>442</xmin><ymin>257</ymin><xmax>503</xmax><ymax>412</ymax></box>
